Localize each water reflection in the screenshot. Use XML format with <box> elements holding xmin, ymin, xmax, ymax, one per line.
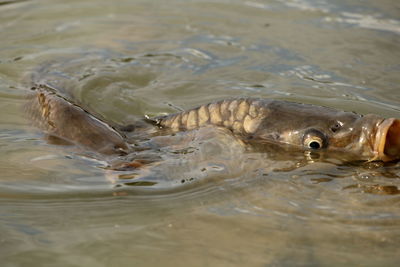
<box><xmin>325</xmin><ymin>12</ymin><xmax>400</xmax><ymax>34</ymax></box>
<box><xmin>0</xmin><ymin>0</ymin><xmax>400</xmax><ymax>266</ymax></box>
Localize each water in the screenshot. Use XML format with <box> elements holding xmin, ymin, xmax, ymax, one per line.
<box><xmin>1</xmin><ymin>0</ymin><xmax>400</xmax><ymax>266</ymax></box>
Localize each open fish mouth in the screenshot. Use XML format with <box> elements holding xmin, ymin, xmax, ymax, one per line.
<box><xmin>375</xmin><ymin>118</ymin><xmax>400</xmax><ymax>162</ymax></box>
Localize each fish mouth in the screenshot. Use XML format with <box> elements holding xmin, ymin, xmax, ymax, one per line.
<box><xmin>374</xmin><ymin>118</ymin><xmax>400</xmax><ymax>162</ymax></box>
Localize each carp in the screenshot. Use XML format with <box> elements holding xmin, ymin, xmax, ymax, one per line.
<box><xmin>153</xmin><ymin>98</ymin><xmax>400</xmax><ymax>162</ymax></box>
<box><xmin>27</xmin><ymin>86</ymin><xmax>400</xmax><ymax>162</ymax></box>
<box><xmin>26</xmin><ymin>85</ymin><xmax>129</xmax><ymax>155</ymax></box>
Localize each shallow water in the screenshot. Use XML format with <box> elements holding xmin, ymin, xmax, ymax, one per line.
<box><xmin>1</xmin><ymin>0</ymin><xmax>400</xmax><ymax>266</ymax></box>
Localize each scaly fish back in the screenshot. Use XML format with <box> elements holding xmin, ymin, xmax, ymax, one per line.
<box><xmin>25</xmin><ymin>85</ymin><xmax>129</xmax><ymax>155</ymax></box>
<box><xmin>154</xmin><ymin>98</ymin><xmax>270</xmax><ymax>136</ymax></box>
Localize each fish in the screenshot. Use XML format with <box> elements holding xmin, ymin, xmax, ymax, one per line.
<box><xmin>26</xmin><ymin>85</ymin><xmax>129</xmax><ymax>155</ymax></box>
<box><xmin>153</xmin><ymin>98</ymin><xmax>400</xmax><ymax>162</ymax></box>
<box><xmin>26</xmin><ymin>85</ymin><xmax>400</xmax><ymax>162</ymax></box>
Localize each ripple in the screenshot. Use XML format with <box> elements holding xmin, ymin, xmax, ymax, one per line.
<box><xmin>325</xmin><ymin>12</ymin><xmax>400</xmax><ymax>34</ymax></box>
<box><xmin>1</xmin><ymin>1</ymin><xmax>399</xmax><ymax>265</ymax></box>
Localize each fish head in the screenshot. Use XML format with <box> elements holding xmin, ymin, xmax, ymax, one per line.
<box><xmin>252</xmin><ymin>101</ymin><xmax>400</xmax><ymax>162</ymax></box>
<box><xmin>323</xmin><ymin>113</ymin><xmax>400</xmax><ymax>162</ymax></box>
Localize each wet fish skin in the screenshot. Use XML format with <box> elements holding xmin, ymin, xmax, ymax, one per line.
<box><xmin>154</xmin><ymin>98</ymin><xmax>400</xmax><ymax>161</ymax></box>
<box><xmin>155</xmin><ymin>98</ymin><xmax>269</xmax><ymax>136</ymax></box>
<box><xmin>25</xmin><ymin>88</ymin><xmax>400</xmax><ymax>162</ymax></box>
<box><xmin>26</xmin><ymin>85</ymin><xmax>129</xmax><ymax>155</ymax></box>
<box><xmin>154</xmin><ymin>98</ymin><xmax>347</xmax><ymax>140</ymax></box>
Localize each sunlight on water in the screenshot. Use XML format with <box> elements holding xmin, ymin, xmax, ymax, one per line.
<box><xmin>0</xmin><ymin>0</ymin><xmax>399</xmax><ymax>266</ymax></box>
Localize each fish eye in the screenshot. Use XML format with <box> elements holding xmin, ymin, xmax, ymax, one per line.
<box><xmin>303</xmin><ymin>129</ymin><xmax>327</xmax><ymax>150</ymax></box>
<box><xmin>304</xmin><ymin>137</ymin><xmax>323</xmax><ymax>149</ymax></box>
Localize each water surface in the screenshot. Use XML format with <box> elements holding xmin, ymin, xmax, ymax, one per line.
<box><xmin>0</xmin><ymin>0</ymin><xmax>400</xmax><ymax>266</ymax></box>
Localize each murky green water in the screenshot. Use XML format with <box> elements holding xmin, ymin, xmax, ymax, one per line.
<box><xmin>1</xmin><ymin>0</ymin><xmax>400</xmax><ymax>266</ymax></box>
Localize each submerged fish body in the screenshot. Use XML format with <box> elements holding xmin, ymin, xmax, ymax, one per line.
<box><xmin>27</xmin><ymin>86</ymin><xmax>400</xmax><ymax>163</ymax></box>
<box><xmin>26</xmin><ymin>85</ymin><xmax>129</xmax><ymax>155</ymax></box>
<box><xmin>154</xmin><ymin>98</ymin><xmax>400</xmax><ymax>162</ymax></box>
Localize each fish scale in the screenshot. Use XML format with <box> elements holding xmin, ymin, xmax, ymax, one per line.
<box><xmin>155</xmin><ymin>98</ymin><xmax>266</xmax><ymax>135</ymax></box>
<box><xmin>26</xmin><ymin>90</ymin><xmax>400</xmax><ymax>162</ymax></box>
<box><xmin>26</xmin><ymin>85</ymin><xmax>129</xmax><ymax>155</ymax></box>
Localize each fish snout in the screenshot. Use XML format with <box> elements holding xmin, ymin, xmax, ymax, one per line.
<box><xmin>374</xmin><ymin>118</ymin><xmax>400</xmax><ymax>162</ymax></box>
